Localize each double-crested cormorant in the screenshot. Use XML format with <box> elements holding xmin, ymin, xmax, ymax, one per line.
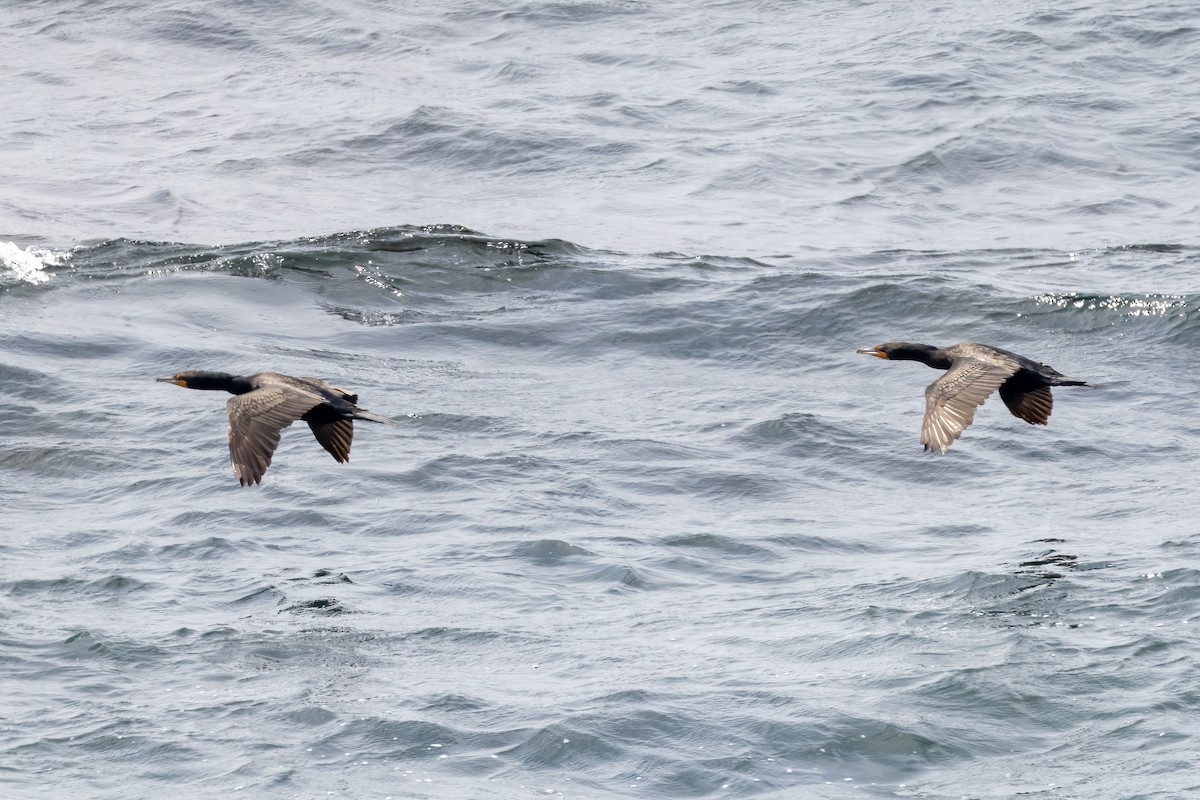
<box><xmin>157</xmin><ymin>370</ymin><xmax>401</xmax><ymax>485</ymax></box>
<box><xmin>856</xmin><ymin>342</ymin><xmax>1089</xmax><ymax>453</ymax></box>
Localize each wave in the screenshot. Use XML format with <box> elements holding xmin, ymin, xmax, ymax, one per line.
<box><xmin>0</xmin><ymin>240</ymin><xmax>66</xmax><ymax>285</ymax></box>
<box><xmin>12</xmin><ymin>228</ymin><xmax>1200</xmax><ymax>363</ymax></box>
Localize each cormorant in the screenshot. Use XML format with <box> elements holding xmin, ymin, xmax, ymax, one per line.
<box><xmin>856</xmin><ymin>342</ymin><xmax>1089</xmax><ymax>453</ymax></box>
<box><xmin>157</xmin><ymin>370</ymin><xmax>401</xmax><ymax>485</ymax></box>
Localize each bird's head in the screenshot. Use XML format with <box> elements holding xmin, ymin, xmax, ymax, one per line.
<box><xmin>156</xmin><ymin>370</ymin><xmax>236</xmax><ymax>390</ymax></box>
<box><xmin>855</xmin><ymin>342</ymin><xmax>937</xmax><ymax>362</ymax></box>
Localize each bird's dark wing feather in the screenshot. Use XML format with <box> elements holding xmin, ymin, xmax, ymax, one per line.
<box><xmin>1000</xmin><ymin>385</ymin><xmax>1054</xmax><ymax>425</ymax></box>
<box><xmin>227</xmin><ymin>387</ymin><xmax>325</xmax><ymax>485</ymax></box>
<box><xmin>922</xmin><ymin>359</ymin><xmax>1017</xmax><ymax>453</ymax></box>
<box><xmin>298</xmin><ymin>376</ymin><xmax>401</xmax><ymax>427</ymax></box>
<box><xmin>304</xmin><ymin>404</ymin><xmax>355</xmax><ymax>463</ymax></box>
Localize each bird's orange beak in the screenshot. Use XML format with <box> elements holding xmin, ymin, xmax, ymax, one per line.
<box><xmin>156</xmin><ymin>376</ymin><xmax>187</xmax><ymax>387</ymax></box>
<box><xmin>856</xmin><ymin>347</ymin><xmax>889</xmax><ymax>360</ymax></box>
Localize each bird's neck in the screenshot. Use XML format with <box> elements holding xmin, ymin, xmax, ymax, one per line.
<box><xmin>224</xmin><ymin>377</ymin><xmax>255</xmax><ymax>395</ymax></box>
<box><xmin>190</xmin><ymin>373</ymin><xmax>255</xmax><ymax>394</ymax></box>
<box><xmin>892</xmin><ymin>345</ymin><xmax>953</xmax><ymax>370</ymax></box>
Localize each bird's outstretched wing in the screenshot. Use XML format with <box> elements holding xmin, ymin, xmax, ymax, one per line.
<box><xmin>304</xmin><ymin>405</ymin><xmax>355</xmax><ymax>463</ymax></box>
<box><xmin>227</xmin><ymin>387</ymin><xmax>325</xmax><ymax>485</ymax></box>
<box><xmin>922</xmin><ymin>359</ymin><xmax>1017</xmax><ymax>453</ymax></box>
<box><xmin>1000</xmin><ymin>385</ymin><xmax>1054</xmax><ymax>425</ymax></box>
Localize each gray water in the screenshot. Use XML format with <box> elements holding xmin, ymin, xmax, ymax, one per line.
<box><xmin>3</xmin><ymin>2</ymin><xmax>1200</xmax><ymax>799</ymax></box>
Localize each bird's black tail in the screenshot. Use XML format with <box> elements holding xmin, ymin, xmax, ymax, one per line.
<box><xmin>1053</xmin><ymin>377</ymin><xmax>1091</xmax><ymax>387</ymax></box>
<box><xmin>353</xmin><ymin>408</ymin><xmax>404</xmax><ymax>426</ymax></box>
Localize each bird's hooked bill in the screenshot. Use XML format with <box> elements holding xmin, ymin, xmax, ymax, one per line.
<box><xmin>856</xmin><ymin>347</ymin><xmax>889</xmax><ymax>359</ymax></box>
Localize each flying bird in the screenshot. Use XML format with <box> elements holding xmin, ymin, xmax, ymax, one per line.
<box><xmin>856</xmin><ymin>342</ymin><xmax>1089</xmax><ymax>453</ymax></box>
<box><xmin>157</xmin><ymin>370</ymin><xmax>401</xmax><ymax>485</ymax></box>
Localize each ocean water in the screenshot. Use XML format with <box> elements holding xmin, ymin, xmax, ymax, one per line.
<box><xmin>3</xmin><ymin>2</ymin><xmax>1200</xmax><ymax>799</ymax></box>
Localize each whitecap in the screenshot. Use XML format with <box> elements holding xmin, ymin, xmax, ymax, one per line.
<box><xmin>0</xmin><ymin>240</ymin><xmax>65</xmax><ymax>285</ymax></box>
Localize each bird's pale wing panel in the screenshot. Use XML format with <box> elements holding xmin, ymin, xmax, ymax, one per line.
<box><xmin>227</xmin><ymin>388</ymin><xmax>324</xmax><ymax>485</ymax></box>
<box><xmin>922</xmin><ymin>360</ymin><xmax>1015</xmax><ymax>453</ymax></box>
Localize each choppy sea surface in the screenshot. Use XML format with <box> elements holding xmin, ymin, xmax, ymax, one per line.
<box><xmin>4</xmin><ymin>3</ymin><xmax>1200</xmax><ymax>799</ymax></box>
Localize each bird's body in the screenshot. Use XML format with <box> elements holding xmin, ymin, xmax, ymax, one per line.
<box><xmin>157</xmin><ymin>370</ymin><xmax>400</xmax><ymax>485</ymax></box>
<box><xmin>856</xmin><ymin>342</ymin><xmax>1089</xmax><ymax>453</ymax></box>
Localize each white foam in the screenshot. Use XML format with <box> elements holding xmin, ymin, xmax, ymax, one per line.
<box><xmin>0</xmin><ymin>241</ymin><xmax>65</xmax><ymax>285</ymax></box>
